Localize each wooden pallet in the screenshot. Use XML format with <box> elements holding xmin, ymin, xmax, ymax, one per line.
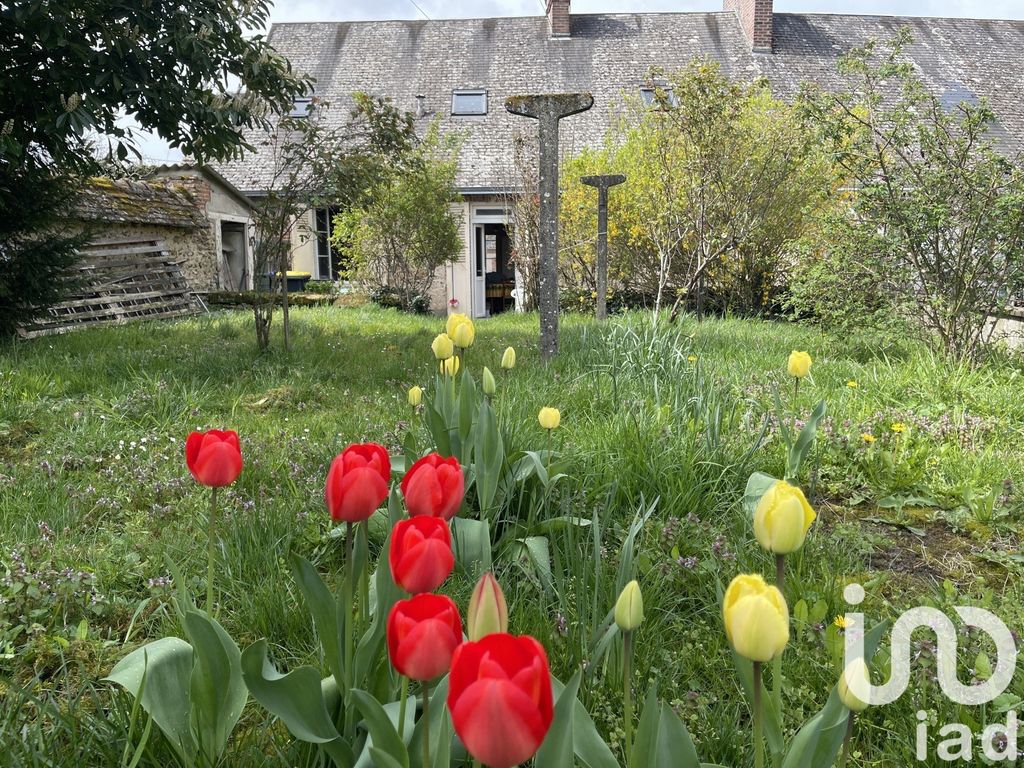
<box><xmin>18</xmin><ymin>237</ymin><xmax>198</xmax><ymax>338</ymax></box>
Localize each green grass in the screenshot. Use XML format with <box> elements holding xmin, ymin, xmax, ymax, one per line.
<box><xmin>1</xmin><ymin>306</ymin><xmax>1023</xmax><ymax>767</ymax></box>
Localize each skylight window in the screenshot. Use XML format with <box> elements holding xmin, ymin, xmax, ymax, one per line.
<box><xmin>452</xmin><ymin>90</ymin><xmax>487</xmax><ymax>116</ymax></box>
<box><xmin>640</xmin><ymin>87</ymin><xmax>678</xmax><ymax>108</ymax></box>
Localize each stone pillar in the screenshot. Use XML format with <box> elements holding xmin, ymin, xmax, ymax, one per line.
<box><xmin>506</xmin><ymin>93</ymin><xmax>594</xmax><ymax>360</ymax></box>
<box><xmin>580</xmin><ymin>174</ymin><xmax>626</xmax><ymax>320</ymax></box>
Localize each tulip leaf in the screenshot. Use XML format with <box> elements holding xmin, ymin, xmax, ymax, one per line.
<box><xmin>788</xmin><ymin>400</ymin><xmax>827</xmax><ymax>481</ymax></box>
<box><xmin>473</xmin><ymin>398</ymin><xmax>505</xmax><ymax>520</ymax></box>
<box><xmin>631</xmin><ymin>684</ymin><xmax>701</xmax><ymax>768</ymax></box>
<box><xmin>351</xmin><ymin>689</ymin><xmax>409</xmax><ymax>768</ymax></box>
<box><xmin>354</xmin><ymin>526</ymin><xmax>404</xmax><ymax>688</ymax></box>
<box><xmin>289</xmin><ymin>552</ymin><xmax>344</xmax><ymax>690</ymax></box>
<box><xmin>370</xmin><ymin>748</ymin><xmax>406</xmax><ymax>768</ymax></box>
<box><xmin>104</xmin><ymin>637</ymin><xmax>196</xmax><ymax>766</ymax></box>
<box><xmin>183</xmin><ymin>610</ymin><xmax>247</xmax><ymax>763</ymax></box>
<box><xmin>450</xmin><ymin>517</ymin><xmax>491</xmax><ymax>572</ymax></box>
<box><xmin>239</xmin><ymin>639</ymin><xmax>343</xmax><ymax>746</ymax></box>
<box><xmin>743</xmin><ymin>472</ymin><xmax>778</xmax><ymax>522</ymax></box>
<box><xmin>431</xmin><ymin>708</ymin><xmax>453</xmax><ymax>768</ymax></box>
<box><xmin>515</xmin><ymin>536</ymin><xmax>554</xmax><ymax>593</ymax></box>
<box><xmin>536</xmin><ymin>670</ymin><xmax>581</xmax><ymax>768</ymax></box>
<box><xmin>456</xmin><ymin>370</ymin><xmax>478</xmax><ymax>461</ymax></box>
<box><xmin>548</xmin><ymin>673</ymin><xmax>619</xmax><ymax>768</ymax></box>
<box><xmin>731</xmin><ymin>651</ymin><xmax>784</xmax><ymax>759</ymax></box>
<box><xmin>409</xmin><ymin>676</ymin><xmax>450</xmax><ymax>767</ymax></box>
<box><xmin>422</xmin><ymin>395</ymin><xmax>451</xmax><ymax>457</ymax></box>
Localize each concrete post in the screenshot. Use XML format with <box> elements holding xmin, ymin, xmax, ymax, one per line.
<box><xmin>506</xmin><ymin>93</ymin><xmax>594</xmax><ymax>360</ymax></box>
<box><xmin>580</xmin><ymin>174</ymin><xmax>626</xmax><ymax>320</ymax></box>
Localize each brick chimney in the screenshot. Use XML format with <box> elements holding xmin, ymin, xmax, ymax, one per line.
<box><xmin>546</xmin><ymin>0</ymin><xmax>571</xmax><ymax>38</ymax></box>
<box><xmin>724</xmin><ymin>0</ymin><xmax>773</xmax><ymax>52</ymax></box>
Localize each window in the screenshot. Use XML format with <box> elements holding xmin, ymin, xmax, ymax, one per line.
<box><xmin>452</xmin><ymin>90</ymin><xmax>487</xmax><ymax>116</ymax></box>
<box><xmin>640</xmin><ymin>87</ymin><xmax>677</xmax><ymax>108</ymax></box>
<box><xmin>315</xmin><ymin>208</ymin><xmax>335</xmax><ymax>280</ymax></box>
<box><xmin>290</xmin><ymin>98</ymin><xmax>313</xmax><ymax>118</ymax></box>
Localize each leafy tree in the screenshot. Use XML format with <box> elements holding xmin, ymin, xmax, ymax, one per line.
<box><xmin>0</xmin><ymin>164</ymin><xmax>88</xmax><ymax>337</ymax></box>
<box><xmin>248</xmin><ymin>95</ymin><xmax>418</xmax><ymax>351</ymax></box>
<box><xmin>0</xmin><ymin>0</ymin><xmax>309</xmax><ymax>170</ymax></box>
<box><xmin>797</xmin><ymin>31</ymin><xmax>1024</xmax><ymax>360</ymax></box>
<box><xmin>560</xmin><ymin>60</ymin><xmax>830</xmax><ymax>318</ymax></box>
<box><xmin>335</xmin><ymin>126</ymin><xmax>462</xmax><ymax>312</ymax></box>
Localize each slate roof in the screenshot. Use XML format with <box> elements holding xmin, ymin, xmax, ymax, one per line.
<box><xmin>77</xmin><ymin>177</ymin><xmax>205</xmax><ymax>228</ymax></box>
<box><xmin>213</xmin><ymin>11</ymin><xmax>1024</xmax><ymax>194</ymax></box>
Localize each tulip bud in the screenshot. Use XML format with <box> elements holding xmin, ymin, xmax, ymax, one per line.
<box><xmin>787</xmin><ymin>350</ymin><xmax>812</xmax><ymax>379</ymax></box>
<box><xmin>432</xmin><ymin>333</ymin><xmax>454</xmax><ymax>360</ymax></box>
<box><xmin>467</xmin><ymin>571</ymin><xmax>508</xmax><ymax>641</ymax></box>
<box><xmin>501</xmin><ymin>346</ymin><xmax>516</xmax><ymax>370</ymax></box>
<box><xmin>482</xmin><ymin>367</ymin><xmax>496</xmax><ymax>396</ymax></box>
<box><xmin>723</xmin><ymin>574</ymin><xmax>789</xmax><ymax>663</ymax></box>
<box><xmin>837</xmin><ymin>658</ymin><xmax>871</xmax><ymax>712</ymax></box>
<box><xmin>408</xmin><ymin>385</ymin><xmax>423</xmax><ymax>407</ymax></box>
<box><xmin>538</xmin><ymin>407</ymin><xmax>560</xmax><ymax>430</ymax></box>
<box><xmin>753</xmin><ymin>479</ymin><xmax>817</xmax><ymax>555</ymax></box>
<box><xmin>442</xmin><ymin>356</ymin><xmax>460</xmax><ymax>377</ymax></box>
<box><xmin>447</xmin><ymin>313</ymin><xmax>475</xmax><ymax>348</ymax></box>
<box><xmin>614</xmin><ymin>580</ymin><xmax>644</xmax><ymax>632</ymax></box>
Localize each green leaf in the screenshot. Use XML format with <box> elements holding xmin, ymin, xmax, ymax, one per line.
<box><xmin>456</xmin><ymin>370</ymin><xmax>478</xmax><ymax>461</ymax></box>
<box><xmin>450</xmin><ymin>517</ymin><xmax>491</xmax><ymax>572</ymax></box>
<box><xmin>743</xmin><ymin>472</ymin><xmax>778</xmax><ymax>521</ymax></box>
<box><xmin>183</xmin><ymin>610</ymin><xmax>247</xmax><ymax>763</ymax></box>
<box><xmin>409</xmin><ymin>676</ymin><xmax>450</xmax><ymax>767</ymax></box>
<box><xmin>289</xmin><ymin>552</ymin><xmax>344</xmax><ymax>689</ymax></box>
<box><xmin>630</xmin><ymin>684</ymin><xmax>700</xmax><ymax>768</ymax></box>
<box><xmin>788</xmin><ymin>400</ymin><xmax>826</xmax><ymax>480</ymax></box>
<box><xmin>516</xmin><ymin>536</ymin><xmax>553</xmax><ymax>593</ymax></box>
<box><xmin>549</xmin><ymin>676</ymin><xmax>619</xmax><ymax>768</ymax></box>
<box><xmin>473</xmin><ymin>398</ymin><xmax>505</xmax><ymax>520</ymax></box>
<box><xmin>351</xmin><ymin>689</ymin><xmax>409</xmax><ymax>768</ymax></box>
<box><xmin>731</xmin><ymin>651</ymin><xmax>784</xmax><ymax>759</ymax></box>
<box><xmin>536</xmin><ymin>671</ymin><xmax>581</xmax><ymax>767</ymax></box>
<box><xmin>354</xmin><ymin>523</ymin><xmax>404</xmax><ymax>692</ymax></box>
<box><xmin>104</xmin><ymin>637</ymin><xmax>197</xmax><ymax>765</ymax></box>
<box><xmin>370</xmin><ymin>748</ymin><xmax>407</xmax><ymax>768</ymax></box>
<box><xmin>239</xmin><ymin>639</ymin><xmax>342</xmax><ymax>745</ymax></box>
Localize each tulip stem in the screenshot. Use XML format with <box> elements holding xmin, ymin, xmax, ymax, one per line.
<box><xmin>397</xmin><ymin>675</ymin><xmax>409</xmax><ymax>740</ymax></box>
<box><xmin>623</xmin><ymin>629</ymin><xmax>635</xmax><ymax>760</ymax></box>
<box><xmin>422</xmin><ymin>681</ymin><xmax>431</xmax><ymax>768</ymax></box>
<box><xmin>206</xmin><ymin>486</ymin><xmax>218</xmax><ymax>615</ymax></box>
<box><xmin>773</xmin><ymin>554</ymin><xmax>785</xmax><ymax>720</ymax></box>
<box><xmin>343</xmin><ymin>522</ymin><xmax>354</xmax><ymax>725</ymax></box>
<box><xmin>753</xmin><ymin>661</ymin><xmax>764</xmax><ymax>768</ymax></box>
<box><xmin>838</xmin><ymin>711</ymin><xmax>855</xmax><ymax>768</ymax></box>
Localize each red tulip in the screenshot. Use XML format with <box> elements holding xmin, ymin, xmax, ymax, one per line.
<box><xmin>386</xmin><ymin>594</ymin><xmax>463</xmax><ymax>681</ymax></box>
<box><xmin>325</xmin><ymin>443</ymin><xmax>391</xmax><ymax>523</ymax></box>
<box><xmin>185</xmin><ymin>430</ymin><xmax>242</xmax><ymax>487</ymax></box>
<box><xmin>400</xmin><ymin>453</ymin><xmax>464</xmax><ymax>520</ymax></box>
<box><xmin>389</xmin><ymin>517</ymin><xmax>454</xmax><ymax>594</ymax></box>
<box><xmin>447</xmin><ymin>634</ymin><xmax>554</xmax><ymax>768</ymax></box>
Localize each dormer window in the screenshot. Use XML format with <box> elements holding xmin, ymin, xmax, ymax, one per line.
<box><xmin>640</xmin><ymin>87</ymin><xmax>678</xmax><ymax>108</ymax></box>
<box><xmin>452</xmin><ymin>90</ymin><xmax>487</xmax><ymax>116</ymax></box>
<box><xmin>289</xmin><ymin>97</ymin><xmax>313</xmax><ymax>118</ymax></box>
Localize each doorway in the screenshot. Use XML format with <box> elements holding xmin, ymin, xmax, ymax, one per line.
<box><xmin>470</xmin><ymin>207</ymin><xmax>515</xmax><ymax>318</ymax></box>
<box><xmin>220</xmin><ymin>221</ymin><xmax>249</xmax><ymax>290</ymax></box>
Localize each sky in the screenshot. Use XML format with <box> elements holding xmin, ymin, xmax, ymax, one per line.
<box><xmin>135</xmin><ymin>0</ymin><xmax>1023</xmax><ymax>162</ymax></box>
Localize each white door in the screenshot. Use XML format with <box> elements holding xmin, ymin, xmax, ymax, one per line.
<box><xmin>472</xmin><ymin>224</ymin><xmax>487</xmax><ymax>318</ymax></box>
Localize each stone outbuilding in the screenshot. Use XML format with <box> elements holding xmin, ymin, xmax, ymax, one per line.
<box><xmin>75</xmin><ymin>167</ymin><xmax>255</xmax><ymax>293</ymax></box>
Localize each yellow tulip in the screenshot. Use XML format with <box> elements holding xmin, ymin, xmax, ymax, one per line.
<box><xmin>723</xmin><ymin>574</ymin><xmax>789</xmax><ymax>663</ymax></box>
<box><xmin>447</xmin><ymin>313</ymin><xmax>475</xmax><ymax>348</ymax></box>
<box><xmin>431</xmin><ymin>333</ymin><xmax>453</xmax><ymax>360</ymax></box>
<box><xmin>501</xmin><ymin>346</ymin><xmax>516</xmax><ymax>370</ymax></box>
<box><xmin>407</xmin><ymin>385</ymin><xmax>422</xmax><ymax>407</ymax></box>
<box><xmin>753</xmin><ymin>480</ymin><xmax>817</xmax><ymax>555</ymax></box>
<box><xmin>538</xmin><ymin>407</ymin><xmax>561</xmax><ymax>430</ymax></box>
<box><xmin>787</xmin><ymin>350</ymin><xmax>812</xmax><ymax>379</ymax></box>
<box><xmin>441</xmin><ymin>356</ymin><xmax>460</xmax><ymax>377</ymax></box>
<box><xmin>446</xmin><ymin>312</ymin><xmax>470</xmax><ymax>338</ymax></box>
<box><xmin>614</xmin><ymin>580</ymin><xmax>644</xmax><ymax>632</ymax></box>
<box><xmin>482</xmin><ymin>366</ymin><xmax>496</xmax><ymax>396</ymax></box>
<box><xmin>467</xmin><ymin>571</ymin><xmax>508</xmax><ymax>641</ymax></box>
<box><xmin>837</xmin><ymin>658</ymin><xmax>871</xmax><ymax>712</ymax></box>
